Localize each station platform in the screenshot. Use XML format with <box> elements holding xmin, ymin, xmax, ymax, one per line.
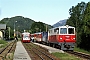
<box><xmin>34</xmin><ymin>43</ymin><xmax>64</xmax><ymax>53</ymax></box>
<box><xmin>13</xmin><ymin>41</ymin><xmax>31</xmax><ymax>60</ymax></box>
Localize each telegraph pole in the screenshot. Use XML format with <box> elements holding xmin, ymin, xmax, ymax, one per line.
<box><xmin>46</xmin><ymin>25</ymin><xmax>47</xmax><ymax>32</ymax></box>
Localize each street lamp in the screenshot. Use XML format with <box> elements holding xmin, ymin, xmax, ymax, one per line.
<box><xmin>17</xmin><ymin>26</ymin><xmax>19</xmax><ymax>38</ymax></box>
<box><xmin>14</xmin><ymin>21</ymin><xmax>17</xmax><ymax>37</ymax></box>
<box><xmin>8</xmin><ymin>27</ymin><xmax>10</xmax><ymax>40</ymax></box>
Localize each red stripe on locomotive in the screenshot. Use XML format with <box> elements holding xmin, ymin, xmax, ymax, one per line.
<box><xmin>49</xmin><ymin>34</ymin><xmax>76</xmax><ymax>42</ymax></box>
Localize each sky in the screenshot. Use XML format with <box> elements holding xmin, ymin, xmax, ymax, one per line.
<box><xmin>0</xmin><ymin>0</ymin><xmax>90</xmax><ymax>25</ymax></box>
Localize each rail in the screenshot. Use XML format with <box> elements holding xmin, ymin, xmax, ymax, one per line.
<box><xmin>0</xmin><ymin>40</ymin><xmax>16</xmax><ymax>60</ymax></box>
<box><xmin>65</xmin><ymin>51</ymin><xmax>90</xmax><ymax>59</ymax></box>
<box><xmin>23</xmin><ymin>43</ymin><xmax>59</xmax><ymax>60</ymax></box>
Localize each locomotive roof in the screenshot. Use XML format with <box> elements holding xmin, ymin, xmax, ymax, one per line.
<box><xmin>32</xmin><ymin>32</ymin><xmax>47</xmax><ymax>34</ymax></box>
<box><xmin>34</xmin><ymin>32</ymin><xmax>43</xmax><ymax>34</ymax></box>
<box><xmin>22</xmin><ymin>32</ymin><xmax>30</xmax><ymax>34</ymax></box>
<box><xmin>49</xmin><ymin>25</ymin><xmax>75</xmax><ymax>30</ymax></box>
<box><xmin>59</xmin><ymin>25</ymin><xmax>75</xmax><ymax>28</ymax></box>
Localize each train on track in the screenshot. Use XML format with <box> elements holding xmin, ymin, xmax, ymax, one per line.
<box><xmin>31</xmin><ymin>25</ymin><xmax>76</xmax><ymax>50</ymax></box>
<box><xmin>22</xmin><ymin>32</ymin><xmax>31</xmax><ymax>43</ymax></box>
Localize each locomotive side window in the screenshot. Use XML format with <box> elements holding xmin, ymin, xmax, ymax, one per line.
<box><xmin>68</xmin><ymin>28</ymin><xmax>74</xmax><ymax>34</ymax></box>
<box><xmin>54</xmin><ymin>28</ymin><xmax>59</xmax><ymax>34</ymax></box>
<box><xmin>60</xmin><ymin>28</ymin><xmax>67</xmax><ymax>34</ymax></box>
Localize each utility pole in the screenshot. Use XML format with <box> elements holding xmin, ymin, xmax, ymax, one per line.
<box><xmin>46</xmin><ymin>25</ymin><xmax>47</xmax><ymax>32</ymax></box>
<box><xmin>14</xmin><ymin>21</ymin><xmax>17</xmax><ymax>37</ymax></box>
<box><xmin>8</xmin><ymin>27</ymin><xmax>10</xmax><ymax>40</ymax></box>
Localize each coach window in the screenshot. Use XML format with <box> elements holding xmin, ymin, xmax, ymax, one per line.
<box><xmin>68</xmin><ymin>28</ymin><xmax>74</xmax><ymax>34</ymax></box>
<box><xmin>60</xmin><ymin>28</ymin><xmax>67</xmax><ymax>34</ymax></box>
<box><xmin>49</xmin><ymin>30</ymin><xmax>52</xmax><ymax>33</ymax></box>
<box><xmin>49</xmin><ymin>30</ymin><xmax>50</xmax><ymax>33</ymax></box>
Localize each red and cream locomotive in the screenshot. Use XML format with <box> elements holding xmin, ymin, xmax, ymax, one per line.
<box><xmin>22</xmin><ymin>32</ymin><xmax>31</xmax><ymax>43</ymax></box>
<box><xmin>48</xmin><ymin>25</ymin><xmax>76</xmax><ymax>50</ymax></box>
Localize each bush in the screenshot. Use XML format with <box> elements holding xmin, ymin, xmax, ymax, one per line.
<box><xmin>0</xmin><ymin>40</ymin><xmax>7</xmax><ymax>44</ymax></box>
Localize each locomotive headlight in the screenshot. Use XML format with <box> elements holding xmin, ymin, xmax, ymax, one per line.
<box><xmin>73</xmin><ymin>38</ymin><xmax>75</xmax><ymax>40</ymax></box>
<box><xmin>40</xmin><ymin>39</ymin><xmax>41</xmax><ymax>41</ymax></box>
<box><xmin>60</xmin><ymin>38</ymin><xmax>62</xmax><ymax>40</ymax></box>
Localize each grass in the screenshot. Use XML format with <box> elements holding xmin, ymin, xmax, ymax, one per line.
<box><xmin>74</xmin><ymin>47</ymin><xmax>90</xmax><ymax>54</ymax></box>
<box><xmin>0</xmin><ymin>44</ymin><xmax>8</xmax><ymax>48</ymax></box>
<box><xmin>52</xmin><ymin>47</ymin><xmax>90</xmax><ymax>60</ymax></box>
<box><xmin>0</xmin><ymin>40</ymin><xmax>7</xmax><ymax>44</ymax></box>
<box><xmin>52</xmin><ymin>52</ymin><xmax>82</xmax><ymax>60</ymax></box>
<box><xmin>0</xmin><ymin>40</ymin><xmax>8</xmax><ymax>48</ymax></box>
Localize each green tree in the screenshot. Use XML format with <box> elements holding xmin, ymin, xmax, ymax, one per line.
<box><xmin>79</xmin><ymin>2</ymin><xmax>90</xmax><ymax>50</ymax></box>
<box><xmin>66</xmin><ymin>2</ymin><xmax>86</xmax><ymax>46</ymax></box>
<box><xmin>66</xmin><ymin>1</ymin><xmax>90</xmax><ymax>50</ymax></box>
<box><xmin>30</xmin><ymin>22</ymin><xmax>46</xmax><ymax>33</ymax></box>
<box><xmin>0</xmin><ymin>16</ymin><xmax>52</xmax><ymax>39</ymax></box>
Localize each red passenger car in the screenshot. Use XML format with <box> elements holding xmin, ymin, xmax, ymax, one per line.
<box><xmin>22</xmin><ymin>32</ymin><xmax>31</xmax><ymax>43</ymax></box>
<box><xmin>48</xmin><ymin>25</ymin><xmax>76</xmax><ymax>50</ymax></box>
<box><xmin>34</xmin><ymin>32</ymin><xmax>42</xmax><ymax>42</ymax></box>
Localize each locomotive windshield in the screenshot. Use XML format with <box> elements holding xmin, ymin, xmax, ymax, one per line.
<box><xmin>60</xmin><ymin>28</ymin><xmax>67</xmax><ymax>34</ymax></box>
<box><xmin>23</xmin><ymin>33</ymin><xmax>30</xmax><ymax>40</ymax></box>
<box><xmin>68</xmin><ymin>28</ymin><xmax>74</xmax><ymax>34</ymax></box>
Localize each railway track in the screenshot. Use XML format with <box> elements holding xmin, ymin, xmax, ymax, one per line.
<box><xmin>23</xmin><ymin>43</ymin><xmax>60</xmax><ymax>60</ymax></box>
<box><xmin>65</xmin><ymin>51</ymin><xmax>90</xmax><ymax>59</ymax></box>
<box><xmin>0</xmin><ymin>40</ymin><xmax>16</xmax><ymax>60</ymax></box>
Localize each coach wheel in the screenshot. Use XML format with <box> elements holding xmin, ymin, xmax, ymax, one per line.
<box><xmin>48</xmin><ymin>43</ymin><xmax>50</xmax><ymax>46</ymax></box>
<box><xmin>53</xmin><ymin>44</ymin><xmax>55</xmax><ymax>48</ymax></box>
<box><xmin>46</xmin><ymin>43</ymin><xmax>49</xmax><ymax>46</ymax></box>
<box><xmin>50</xmin><ymin>43</ymin><xmax>53</xmax><ymax>47</ymax></box>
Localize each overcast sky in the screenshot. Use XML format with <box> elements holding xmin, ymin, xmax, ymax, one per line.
<box><xmin>0</xmin><ymin>0</ymin><xmax>90</xmax><ymax>25</ymax></box>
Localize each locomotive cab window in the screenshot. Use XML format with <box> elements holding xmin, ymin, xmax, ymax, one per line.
<box><xmin>68</xmin><ymin>28</ymin><xmax>74</xmax><ymax>34</ymax></box>
<box><xmin>60</xmin><ymin>28</ymin><xmax>67</xmax><ymax>34</ymax></box>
